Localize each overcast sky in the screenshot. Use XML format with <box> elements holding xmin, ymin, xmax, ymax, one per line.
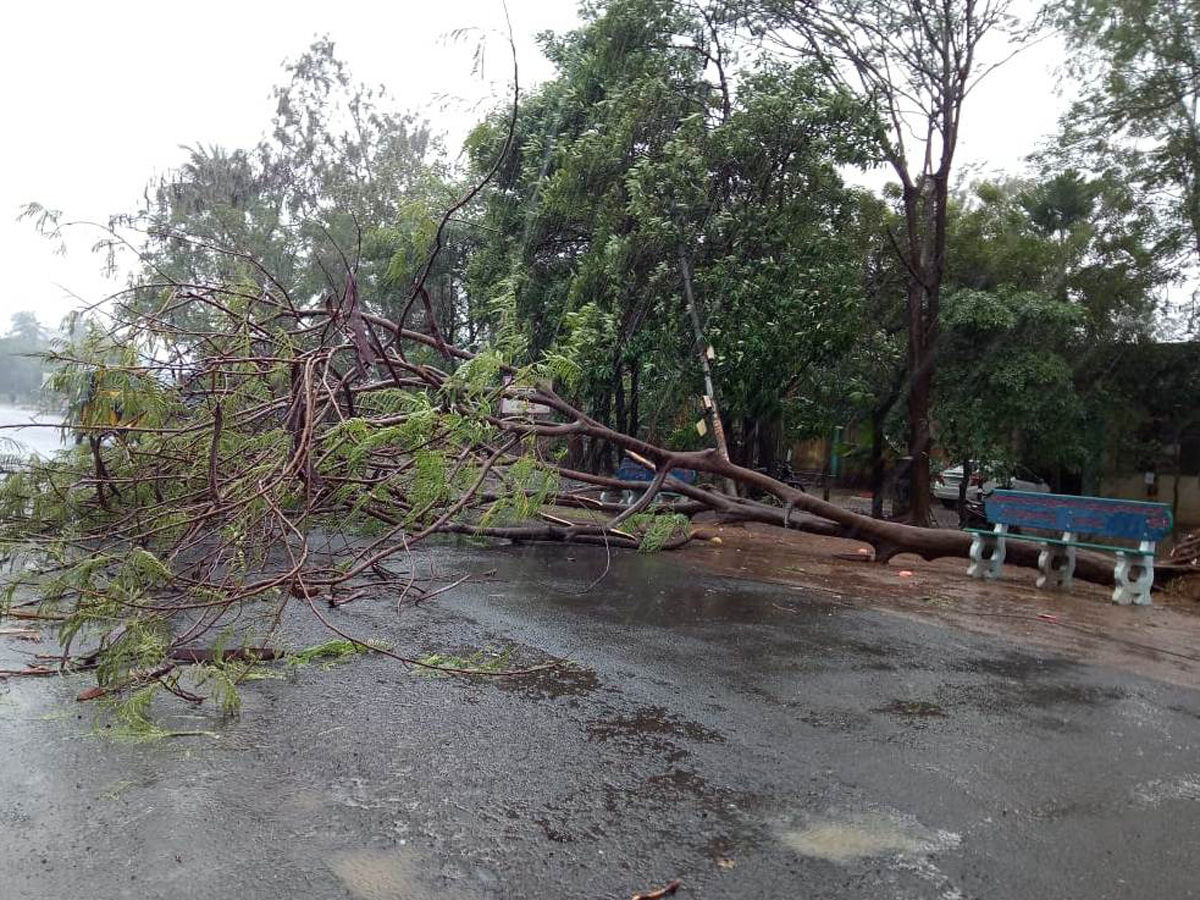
<box><xmin>1</xmin><ymin>0</ymin><xmax>1071</xmax><ymax>332</ymax></box>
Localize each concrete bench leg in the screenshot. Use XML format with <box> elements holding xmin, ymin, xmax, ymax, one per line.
<box><xmin>1037</xmin><ymin>531</ymin><xmax>1076</xmax><ymax>590</ymax></box>
<box><xmin>1113</xmin><ymin>540</ymin><xmax>1155</xmax><ymax>606</ymax></box>
<box><xmin>968</xmin><ymin>524</ymin><xmax>1007</xmax><ymax>580</ymax></box>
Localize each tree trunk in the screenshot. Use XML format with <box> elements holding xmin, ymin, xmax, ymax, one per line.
<box><xmin>902</xmin><ymin>282</ymin><xmax>931</xmax><ymax>525</ymax></box>
<box><xmin>564</xmin><ymin>438</ymin><xmax>1121</xmax><ymax>589</ymax></box>
<box><xmin>957</xmin><ymin>458</ymin><xmax>972</xmax><ymax>527</ymax></box>
<box><xmin>444</xmin><ymin>275</ymin><xmax>457</xmax><ymax>347</ymax></box>
<box><xmin>1173</xmin><ymin>426</ymin><xmax>1183</xmax><ymax>522</ymax></box>
<box><xmin>743</xmin><ymin>415</ymin><xmax>758</xmax><ymax>470</ymax></box>
<box><xmin>629</xmin><ymin>358</ymin><xmax>640</xmax><ymax>439</ymax></box>
<box><xmin>614</xmin><ymin>357</ymin><xmax>627</xmax><ymax>437</ymax></box>
<box><xmin>566</xmin><ymin>433</ymin><xmax>585</xmax><ymax>471</ymax></box>
<box><xmin>587</xmin><ymin>386</ymin><xmax>614</xmax><ymax>473</ymax></box>
<box><xmin>870</xmin><ymin>406</ymin><xmax>886</xmax><ymax>518</ymax></box>
<box><xmin>757</xmin><ymin>411</ymin><xmax>780</xmax><ymax>476</ymax></box>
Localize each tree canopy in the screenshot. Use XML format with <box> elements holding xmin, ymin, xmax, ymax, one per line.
<box><xmin>1050</xmin><ymin>0</ymin><xmax>1200</xmax><ymax>337</ymax></box>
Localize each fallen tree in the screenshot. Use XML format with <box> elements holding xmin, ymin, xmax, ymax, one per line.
<box><xmin>0</xmin><ymin>89</ymin><xmax>1123</xmax><ymax>716</ymax></box>
<box><xmin>0</xmin><ymin>253</ymin><xmax>1123</xmax><ymax>699</ymax></box>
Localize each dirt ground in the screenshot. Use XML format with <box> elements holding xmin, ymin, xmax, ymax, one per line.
<box><xmin>684</xmin><ymin>520</ymin><xmax>1200</xmax><ymax>689</ymax></box>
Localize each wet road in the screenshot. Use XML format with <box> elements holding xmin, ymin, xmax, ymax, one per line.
<box><xmin>2</xmin><ymin>542</ymin><xmax>1200</xmax><ymax>899</ymax></box>
<box><xmin>0</xmin><ymin>406</ymin><xmax>64</xmax><ymax>459</ymax></box>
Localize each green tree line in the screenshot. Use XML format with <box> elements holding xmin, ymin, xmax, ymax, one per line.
<box><xmin>54</xmin><ymin>0</ymin><xmax>1200</xmax><ymax>516</ymax></box>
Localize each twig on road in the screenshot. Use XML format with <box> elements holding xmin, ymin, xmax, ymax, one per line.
<box><xmin>631</xmin><ymin>879</ymin><xmax>682</xmax><ymax>900</ymax></box>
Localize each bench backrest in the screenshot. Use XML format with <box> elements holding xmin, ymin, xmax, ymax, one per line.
<box><xmin>984</xmin><ymin>490</ymin><xmax>1173</xmax><ymax>541</ymax></box>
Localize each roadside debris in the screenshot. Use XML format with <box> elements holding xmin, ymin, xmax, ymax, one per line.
<box><xmin>878</xmin><ymin>699</ymin><xmax>947</xmax><ymax>718</ymax></box>
<box><xmin>631</xmin><ymin>879</ymin><xmax>682</xmax><ymax>900</ymax></box>
<box><xmin>1172</xmin><ymin>532</ymin><xmax>1199</xmax><ymax>565</ymax></box>
<box><xmin>0</xmin><ymin>665</ymin><xmax>57</xmax><ymax>678</ymax></box>
<box><xmin>0</xmin><ymin>626</ymin><xmax>41</xmax><ymax>641</ymax></box>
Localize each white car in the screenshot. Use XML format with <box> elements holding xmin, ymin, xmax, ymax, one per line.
<box><xmin>932</xmin><ymin>463</ymin><xmax>1050</xmax><ymax>507</ymax></box>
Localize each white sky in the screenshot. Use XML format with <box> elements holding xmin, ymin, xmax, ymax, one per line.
<box><xmin>1</xmin><ymin>0</ymin><xmax>1072</xmax><ymax>332</ymax></box>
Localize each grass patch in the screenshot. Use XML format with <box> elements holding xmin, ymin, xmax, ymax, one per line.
<box><xmin>286</xmin><ymin>638</ymin><xmax>390</xmax><ymax>670</ymax></box>
<box><xmin>416</xmin><ymin>646</ymin><xmax>514</xmax><ymax>676</ymax></box>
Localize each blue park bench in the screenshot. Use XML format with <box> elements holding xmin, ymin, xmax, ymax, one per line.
<box><xmin>601</xmin><ymin>457</ymin><xmax>698</xmax><ymax>506</ymax></box>
<box><xmin>966</xmin><ymin>490</ymin><xmax>1174</xmax><ymax>606</ymax></box>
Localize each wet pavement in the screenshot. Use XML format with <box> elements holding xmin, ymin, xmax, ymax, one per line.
<box><xmin>3</xmin><ymin>541</ymin><xmax>1200</xmax><ymax>899</ymax></box>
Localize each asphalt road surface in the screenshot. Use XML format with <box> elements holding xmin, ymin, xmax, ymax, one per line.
<box><xmin>2</xmin><ymin>542</ymin><xmax>1199</xmax><ymax>899</ymax></box>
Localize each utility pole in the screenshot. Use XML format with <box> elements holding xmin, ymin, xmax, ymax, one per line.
<box><xmin>679</xmin><ymin>245</ymin><xmax>737</xmax><ymax>494</ymax></box>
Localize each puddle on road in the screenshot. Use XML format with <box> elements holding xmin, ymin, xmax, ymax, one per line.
<box><xmin>328</xmin><ymin>847</ymin><xmax>491</xmax><ymax>900</ymax></box>
<box><xmin>494</xmin><ymin>663</ymin><xmax>602</xmax><ymax>700</ymax></box>
<box><xmin>586</xmin><ymin>705</ymin><xmax>725</xmax><ymax>745</ymax></box>
<box><xmin>329</xmin><ymin>849</ymin><xmax>420</xmax><ymax>900</ymax></box>
<box><xmin>781</xmin><ymin>810</ymin><xmax>960</xmax><ymax>863</ymax></box>
<box><xmin>328</xmin><ymin>776</ymin><xmax>409</xmax><ymax>811</ymax></box>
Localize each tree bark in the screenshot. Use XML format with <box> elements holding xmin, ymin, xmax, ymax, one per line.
<box><xmin>957</xmin><ymin>458</ymin><xmax>972</xmax><ymax>527</ymax></box>
<box><xmin>757</xmin><ymin>410</ymin><xmax>781</xmax><ymax>475</ymax></box>
<box><xmin>629</xmin><ymin>358</ymin><xmax>640</xmax><ymax>438</ymax></box>
<box><xmin>614</xmin><ymin>356</ymin><xmax>627</xmax><ymax>437</ymax></box>
<box><xmin>870</xmin><ymin>405</ymin><xmax>886</xmax><ymax>518</ymax></box>
<box><xmin>587</xmin><ymin>386</ymin><xmax>614</xmax><ymax>473</ymax></box>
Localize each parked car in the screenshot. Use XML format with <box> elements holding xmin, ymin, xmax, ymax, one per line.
<box><xmin>933</xmin><ymin>462</ymin><xmax>1050</xmax><ymax>507</ymax></box>
<box><xmin>600</xmin><ymin>457</ymin><xmax>698</xmax><ymax>506</ymax></box>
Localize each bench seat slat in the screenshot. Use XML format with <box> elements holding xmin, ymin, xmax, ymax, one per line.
<box><xmin>962</xmin><ymin>528</ymin><xmax>1144</xmax><ymax>555</ymax></box>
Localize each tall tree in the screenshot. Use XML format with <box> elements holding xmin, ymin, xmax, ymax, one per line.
<box><xmin>935</xmin><ymin>286</ymin><xmax>1086</xmax><ymax>514</ymax></box>
<box><xmin>946</xmin><ymin>173</ymin><xmax>1164</xmax><ymax>340</ymax></box>
<box><xmin>936</xmin><ymin>172</ymin><xmax>1167</xmax><ymax>506</ymax></box>
<box><xmin>1051</xmin><ymin>0</ymin><xmax>1200</xmax><ymax>338</ymax></box>
<box><xmin>466</xmin><ymin>0</ymin><xmax>878</xmax><ymax>472</ymax></box>
<box><xmin>0</xmin><ymin>312</ymin><xmax>53</xmax><ymax>405</ymax></box>
<box><xmin>749</xmin><ymin>0</ymin><xmax>1025</xmax><ymax>522</ymax></box>
<box><xmin>120</xmin><ymin>39</ymin><xmax>446</xmax><ymax>331</ymax></box>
